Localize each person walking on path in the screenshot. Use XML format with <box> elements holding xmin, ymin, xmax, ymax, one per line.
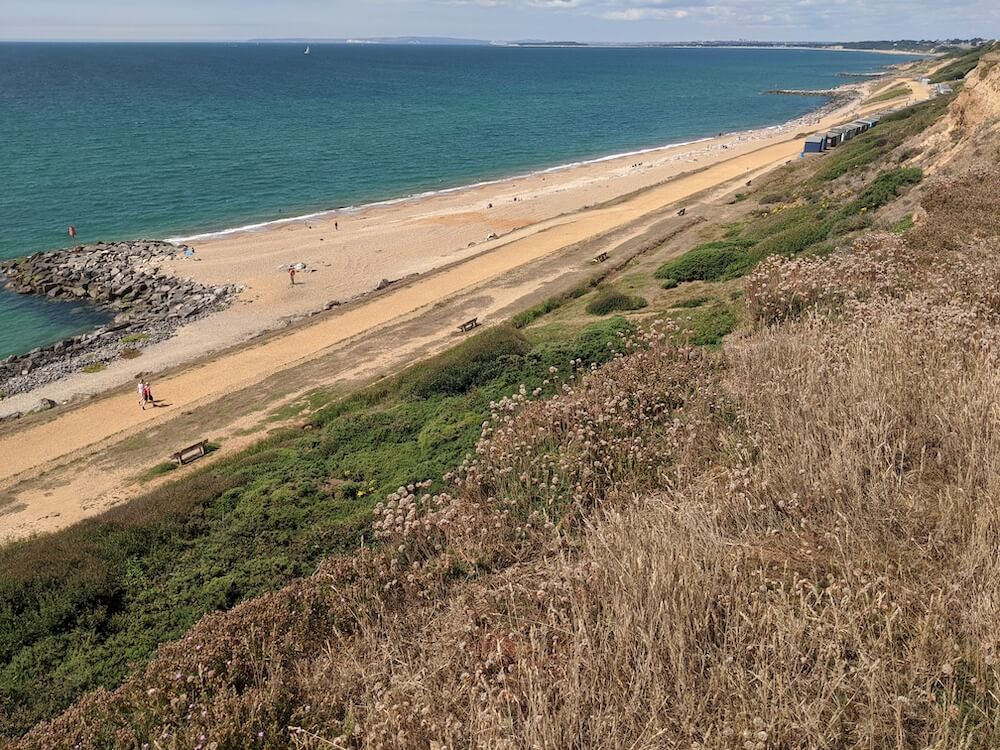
<box><xmin>137</xmin><ymin>379</ymin><xmax>146</xmax><ymax>410</ymax></box>
<box><xmin>289</xmin><ymin>266</ymin><xmax>297</xmax><ymax>286</ymax></box>
<box><xmin>142</xmin><ymin>380</ymin><xmax>155</xmax><ymax>409</ymax></box>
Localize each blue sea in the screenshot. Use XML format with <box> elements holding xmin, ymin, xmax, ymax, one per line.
<box><xmin>0</xmin><ymin>43</ymin><xmax>914</xmax><ymax>359</ymax></box>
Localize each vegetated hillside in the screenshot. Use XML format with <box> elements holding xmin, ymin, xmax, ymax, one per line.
<box><xmin>928</xmin><ymin>41</ymin><xmax>998</xmax><ymax>83</ymax></box>
<box><xmin>9</xmin><ymin>66</ymin><xmax>1000</xmax><ymax>748</ymax></box>
<box><xmin>922</xmin><ymin>51</ymin><xmax>1000</xmax><ymax>170</ymax></box>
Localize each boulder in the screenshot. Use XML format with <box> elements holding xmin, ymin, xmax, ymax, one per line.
<box><xmin>33</xmin><ymin>398</ymin><xmax>57</xmax><ymax>412</ymax></box>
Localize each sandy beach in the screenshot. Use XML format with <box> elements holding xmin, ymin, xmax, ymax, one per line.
<box><xmin>0</xmin><ymin>68</ymin><xmax>932</xmax><ymax>543</ymax></box>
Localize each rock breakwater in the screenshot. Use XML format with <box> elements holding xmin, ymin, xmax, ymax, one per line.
<box><xmin>0</xmin><ymin>240</ymin><xmax>241</xmax><ymax>399</ymax></box>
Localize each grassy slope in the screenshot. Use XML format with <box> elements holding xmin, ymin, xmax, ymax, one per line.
<box><xmin>1</xmin><ymin>94</ymin><xmax>966</xmax><ymax>744</ymax></box>
<box><xmin>929</xmin><ymin>42</ymin><xmax>998</xmax><ymax>83</ymax></box>
<box><xmin>863</xmin><ymin>83</ymin><xmax>911</xmax><ymax>105</ymax></box>
<box><xmin>0</xmin><ymin>321</ymin><xmax>633</xmax><ymax>736</ymax></box>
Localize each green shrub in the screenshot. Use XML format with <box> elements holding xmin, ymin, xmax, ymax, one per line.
<box><xmin>661</xmin><ymin>278</ymin><xmax>679</xmax><ymax>290</ymax></box>
<box><xmin>740</xmin><ymin>206</ymin><xmax>823</xmax><ymax>243</ymax></box>
<box><xmin>404</xmin><ymin>326</ymin><xmax>531</xmax><ymax>398</ymax></box>
<box><xmin>585</xmin><ymin>289</ymin><xmax>648</xmax><ymax>316</ymax></box>
<box><xmin>840</xmin><ymin>167</ymin><xmax>923</xmax><ymax>217</ymax></box>
<box><xmin>654</xmin><ymin>240</ymin><xmax>756</xmax><ymax>282</ymax></box>
<box><xmin>812</xmin><ymin>134</ymin><xmax>889</xmax><ymax>182</ymax></box>
<box><xmin>751</xmin><ymin>218</ymin><xmax>832</xmax><ymax>259</ymax></box>
<box><xmin>672</xmin><ymin>304</ymin><xmax>741</xmax><ymax>347</ymax></box>
<box><xmin>689</xmin><ymin>305</ymin><xmax>740</xmax><ymax>346</ymax></box>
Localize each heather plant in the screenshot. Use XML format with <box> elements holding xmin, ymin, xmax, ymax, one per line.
<box><xmin>744</xmin><ymin>232</ymin><xmax>918</xmax><ymax>324</ymax></box>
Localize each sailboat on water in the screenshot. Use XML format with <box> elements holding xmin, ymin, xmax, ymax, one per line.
<box><xmin>304</xmin><ymin>46</ymin><xmax>311</xmax><ymax>55</ymax></box>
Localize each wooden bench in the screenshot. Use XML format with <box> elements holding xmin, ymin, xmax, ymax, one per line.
<box><xmin>457</xmin><ymin>317</ymin><xmax>479</xmax><ymax>333</ymax></box>
<box><xmin>172</xmin><ymin>439</ymin><xmax>208</xmax><ymax>466</ymax></box>
<box><xmin>592</xmin><ymin>251</ymin><xmax>609</xmax><ymax>264</ymax></box>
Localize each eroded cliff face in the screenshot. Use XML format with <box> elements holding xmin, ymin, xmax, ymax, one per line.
<box><xmin>920</xmin><ymin>52</ymin><xmax>1000</xmax><ymax>169</ymax></box>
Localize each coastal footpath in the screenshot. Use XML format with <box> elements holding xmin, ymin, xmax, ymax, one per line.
<box><xmin>0</xmin><ymin>241</ymin><xmax>240</xmax><ymax>404</ymax></box>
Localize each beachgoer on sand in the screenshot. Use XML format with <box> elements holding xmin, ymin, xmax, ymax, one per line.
<box><xmin>335</xmin><ymin>221</ymin><xmax>339</xmax><ymax>230</ymax></box>
<box><xmin>289</xmin><ymin>267</ymin><xmax>296</xmax><ymax>285</ymax></box>
<box><xmin>138</xmin><ymin>379</ymin><xmax>154</xmax><ymax>410</ymax></box>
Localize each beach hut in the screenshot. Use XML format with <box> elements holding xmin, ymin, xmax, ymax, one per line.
<box><xmin>849</xmin><ymin>121</ymin><xmax>869</xmax><ymax>135</ymax></box>
<box><xmin>803</xmin><ymin>135</ymin><xmax>826</xmax><ymax>153</ymax></box>
<box><xmin>862</xmin><ymin>116</ymin><xmax>880</xmax><ymax>128</ymax></box>
<box><xmin>825</xmin><ymin>128</ymin><xmax>845</xmax><ymax>147</ymax></box>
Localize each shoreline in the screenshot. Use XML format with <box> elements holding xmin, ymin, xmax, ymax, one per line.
<box><xmin>0</xmin><ymin>65</ymin><xmax>937</xmax><ymax>542</ymax></box>
<box><xmin>0</xmin><ymin>77</ymin><xmax>885</xmax><ymax>415</ymax></box>
<box><xmin>165</xmin><ymin>88</ymin><xmax>864</xmax><ymax>247</ymax></box>
<box><xmin>0</xmin><ymin>68</ymin><xmax>922</xmax><ymax>419</ymax></box>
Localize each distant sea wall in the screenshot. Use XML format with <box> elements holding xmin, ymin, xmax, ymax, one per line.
<box><xmin>0</xmin><ymin>241</ymin><xmax>241</xmax><ymax>405</ymax></box>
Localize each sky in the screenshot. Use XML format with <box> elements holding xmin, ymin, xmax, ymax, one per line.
<box><xmin>1</xmin><ymin>0</ymin><xmax>997</xmax><ymax>43</ymax></box>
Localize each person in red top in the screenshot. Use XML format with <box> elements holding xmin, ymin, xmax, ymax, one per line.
<box><xmin>289</xmin><ymin>266</ymin><xmax>297</xmax><ymax>285</ymax></box>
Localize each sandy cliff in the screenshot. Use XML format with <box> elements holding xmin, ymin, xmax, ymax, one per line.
<box><xmin>921</xmin><ymin>51</ymin><xmax>1000</xmax><ymax>167</ymax></box>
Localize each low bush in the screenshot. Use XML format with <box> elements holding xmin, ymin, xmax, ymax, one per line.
<box><xmin>585</xmin><ymin>289</ymin><xmax>648</xmax><ymax>316</ymax></box>
<box><xmin>661</xmin><ymin>278</ymin><xmax>679</xmax><ymax>290</ymax></box>
<box><xmin>757</xmin><ymin>192</ymin><xmax>787</xmax><ymax>205</ymax></box>
<box><xmin>654</xmin><ymin>240</ymin><xmax>756</xmax><ymax>282</ymax></box>
<box><xmin>510</xmin><ymin>282</ymin><xmax>591</xmax><ymax>328</ymax></box>
<box><xmin>403</xmin><ymin>325</ymin><xmax>531</xmax><ymax>398</ymax></box>
<box><xmin>839</xmin><ymin>167</ymin><xmax>923</xmax><ymax>217</ymax></box>
<box><xmin>751</xmin><ymin>218</ymin><xmax>832</xmax><ymax>259</ymax></box>
<box><xmin>687</xmin><ymin>305</ymin><xmax>740</xmax><ymax>346</ymax></box>
<box><xmin>740</xmin><ymin>205</ymin><xmax>823</xmax><ymax>243</ymax></box>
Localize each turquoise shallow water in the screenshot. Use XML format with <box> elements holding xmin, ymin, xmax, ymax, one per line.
<box><xmin>0</xmin><ymin>43</ymin><xmax>914</xmax><ymax>358</ymax></box>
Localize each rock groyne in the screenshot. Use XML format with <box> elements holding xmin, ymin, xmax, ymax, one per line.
<box><xmin>0</xmin><ymin>240</ymin><xmax>241</xmax><ymax>399</ymax></box>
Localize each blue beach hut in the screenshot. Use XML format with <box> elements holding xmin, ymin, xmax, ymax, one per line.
<box><xmin>803</xmin><ymin>135</ymin><xmax>826</xmax><ymax>153</ymax></box>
